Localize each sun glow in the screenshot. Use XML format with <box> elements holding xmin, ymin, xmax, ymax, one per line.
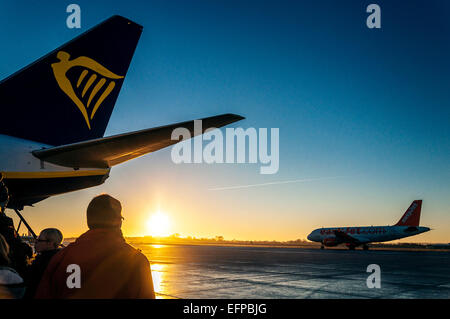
<box><xmin>147</xmin><ymin>211</ymin><xmax>170</xmax><ymax>237</ymax></box>
<box><xmin>151</xmin><ymin>263</ymin><xmax>166</xmax><ymax>298</ymax></box>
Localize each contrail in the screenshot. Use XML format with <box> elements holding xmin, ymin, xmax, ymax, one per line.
<box><xmin>209</xmin><ymin>176</ymin><xmax>347</xmax><ymax>191</ymax></box>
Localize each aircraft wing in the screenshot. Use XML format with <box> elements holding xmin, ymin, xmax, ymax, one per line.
<box><xmin>333</xmin><ymin>230</ymin><xmax>362</xmax><ymax>244</ymax></box>
<box><xmin>32</xmin><ymin>113</ymin><xmax>244</xmax><ymax>169</ymax></box>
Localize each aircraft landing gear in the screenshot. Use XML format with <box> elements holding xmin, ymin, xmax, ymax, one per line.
<box><xmin>14</xmin><ymin>209</ymin><xmax>37</xmax><ymax>239</ymax></box>
<box><xmin>320</xmin><ymin>245</ymin><xmax>324</xmax><ymax>250</ymax></box>
<box><xmin>348</xmin><ymin>245</ymin><xmax>356</xmax><ymax>250</ymax></box>
<box><xmin>363</xmin><ymin>244</ymin><xmax>369</xmax><ymax>251</ymax></box>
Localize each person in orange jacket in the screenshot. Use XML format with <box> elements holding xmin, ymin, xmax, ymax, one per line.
<box><xmin>35</xmin><ymin>194</ymin><xmax>155</xmax><ymax>299</ymax></box>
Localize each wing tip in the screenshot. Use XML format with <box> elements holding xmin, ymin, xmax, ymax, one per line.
<box><xmin>223</xmin><ymin>113</ymin><xmax>246</xmax><ymax>122</ymax></box>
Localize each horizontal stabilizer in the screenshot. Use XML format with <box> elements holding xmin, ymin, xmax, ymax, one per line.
<box><xmin>32</xmin><ymin>114</ymin><xmax>244</xmax><ymax>168</ymax></box>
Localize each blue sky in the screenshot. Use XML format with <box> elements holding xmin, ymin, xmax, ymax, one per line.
<box><xmin>0</xmin><ymin>1</ymin><xmax>449</xmax><ymax>241</ymax></box>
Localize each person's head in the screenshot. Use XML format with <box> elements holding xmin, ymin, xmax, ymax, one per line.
<box><xmin>0</xmin><ymin>233</ymin><xmax>10</xmax><ymax>266</ymax></box>
<box><xmin>35</xmin><ymin>228</ymin><xmax>63</xmax><ymax>253</ymax></box>
<box><xmin>87</xmin><ymin>194</ymin><xmax>123</xmax><ymax>230</ymax></box>
<box><xmin>0</xmin><ymin>172</ymin><xmax>9</xmax><ymax>214</ymax></box>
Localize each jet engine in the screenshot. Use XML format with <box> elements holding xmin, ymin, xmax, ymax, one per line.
<box><xmin>322</xmin><ymin>237</ymin><xmax>339</xmax><ymax>247</ymax></box>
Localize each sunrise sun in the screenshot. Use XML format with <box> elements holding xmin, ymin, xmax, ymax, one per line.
<box><xmin>147</xmin><ymin>211</ymin><xmax>170</xmax><ymax>237</ymax></box>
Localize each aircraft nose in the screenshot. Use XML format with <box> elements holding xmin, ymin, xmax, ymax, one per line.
<box><xmin>307</xmin><ymin>232</ymin><xmax>313</xmax><ymax>241</ymax></box>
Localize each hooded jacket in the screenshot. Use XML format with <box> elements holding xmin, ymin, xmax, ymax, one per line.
<box><xmin>35</xmin><ymin>228</ymin><xmax>155</xmax><ymax>299</ymax></box>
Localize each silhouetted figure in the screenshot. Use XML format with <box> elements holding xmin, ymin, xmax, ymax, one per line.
<box><xmin>24</xmin><ymin>228</ymin><xmax>63</xmax><ymax>299</ymax></box>
<box><xmin>0</xmin><ymin>234</ymin><xmax>25</xmax><ymax>298</ymax></box>
<box><xmin>0</xmin><ymin>173</ymin><xmax>9</xmax><ymax>215</ymax></box>
<box><xmin>0</xmin><ymin>174</ymin><xmax>33</xmax><ymax>278</ymax></box>
<box><xmin>35</xmin><ymin>194</ymin><xmax>155</xmax><ymax>299</ymax></box>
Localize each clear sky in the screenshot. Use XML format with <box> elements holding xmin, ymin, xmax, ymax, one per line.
<box><xmin>1</xmin><ymin>0</ymin><xmax>449</xmax><ymax>242</ymax></box>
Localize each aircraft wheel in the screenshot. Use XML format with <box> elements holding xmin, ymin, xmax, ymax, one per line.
<box><xmin>320</xmin><ymin>245</ymin><xmax>324</xmax><ymax>250</ymax></box>
<box><xmin>348</xmin><ymin>245</ymin><xmax>355</xmax><ymax>250</ymax></box>
<box><xmin>363</xmin><ymin>245</ymin><xmax>369</xmax><ymax>251</ymax></box>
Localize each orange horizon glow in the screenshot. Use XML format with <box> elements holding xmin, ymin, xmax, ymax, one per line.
<box><xmin>8</xmin><ymin>170</ymin><xmax>449</xmax><ymax>245</ymax></box>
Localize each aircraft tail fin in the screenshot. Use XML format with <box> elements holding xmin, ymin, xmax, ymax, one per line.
<box><xmin>395</xmin><ymin>200</ymin><xmax>422</xmax><ymax>226</ymax></box>
<box><xmin>0</xmin><ymin>15</ymin><xmax>142</xmax><ymax>146</ymax></box>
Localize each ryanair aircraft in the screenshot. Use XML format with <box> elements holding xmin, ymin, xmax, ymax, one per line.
<box><xmin>0</xmin><ymin>16</ymin><xmax>243</xmax><ymax>214</ymax></box>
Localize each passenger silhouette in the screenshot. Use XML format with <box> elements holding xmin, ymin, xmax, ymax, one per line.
<box><xmin>0</xmin><ymin>234</ymin><xmax>25</xmax><ymax>298</ymax></box>
<box><xmin>24</xmin><ymin>228</ymin><xmax>63</xmax><ymax>299</ymax></box>
<box><xmin>35</xmin><ymin>194</ymin><xmax>155</xmax><ymax>299</ymax></box>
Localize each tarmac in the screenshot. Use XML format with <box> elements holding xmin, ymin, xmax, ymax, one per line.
<box><xmin>135</xmin><ymin>244</ymin><xmax>450</xmax><ymax>299</ymax></box>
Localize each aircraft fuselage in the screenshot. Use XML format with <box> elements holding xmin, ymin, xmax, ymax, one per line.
<box><xmin>0</xmin><ymin>134</ymin><xmax>109</xmax><ymax>209</ymax></box>
<box><xmin>307</xmin><ymin>225</ymin><xmax>430</xmax><ymax>246</ymax></box>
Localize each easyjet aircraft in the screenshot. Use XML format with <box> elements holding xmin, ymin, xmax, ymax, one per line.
<box><xmin>0</xmin><ymin>16</ymin><xmax>243</xmax><ymax>234</ymax></box>
<box><xmin>307</xmin><ymin>200</ymin><xmax>430</xmax><ymax>250</ymax></box>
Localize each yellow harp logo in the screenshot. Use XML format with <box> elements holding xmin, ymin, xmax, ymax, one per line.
<box><xmin>51</xmin><ymin>51</ymin><xmax>123</xmax><ymax>129</ymax></box>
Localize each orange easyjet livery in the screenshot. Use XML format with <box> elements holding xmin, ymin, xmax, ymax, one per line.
<box><xmin>307</xmin><ymin>200</ymin><xmax>430</xmax><ymax>250</ymax></box>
